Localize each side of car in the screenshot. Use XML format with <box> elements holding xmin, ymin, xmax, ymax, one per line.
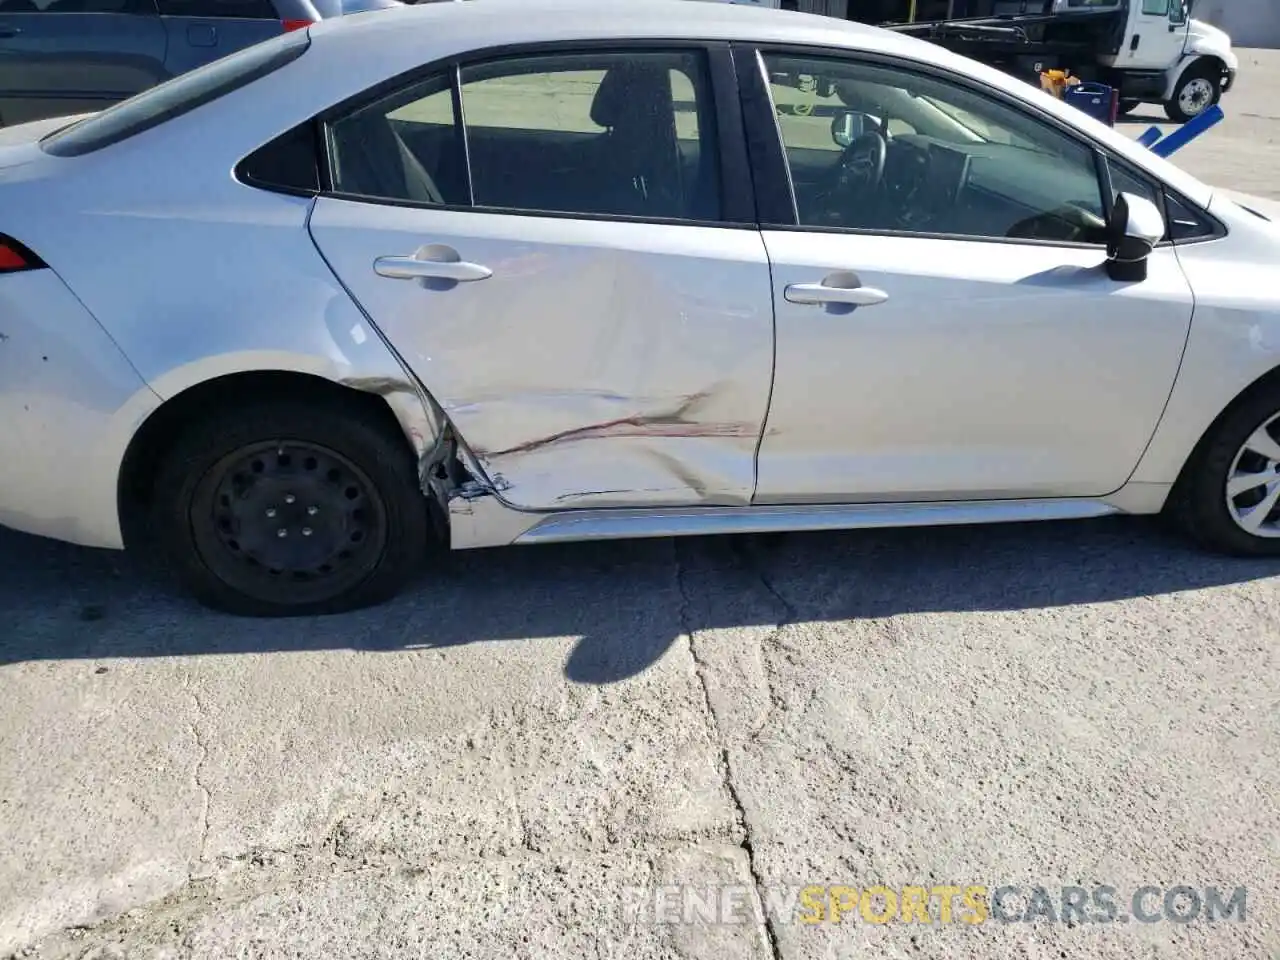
<box><xmin>8</xmin><ymin>9</ymin><xmax>1280</xmax><ymax>617</ymax></box>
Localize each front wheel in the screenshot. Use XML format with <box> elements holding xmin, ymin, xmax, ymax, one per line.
<box><xmin>152</xmin><ymin>400</ymin><xmax>430</xmax><ymax>616</ymax></box>
<box><xmin>1164</xmin><ymin>63</ymin><xmax>1222</xmax><ymax>123</ymax></box>
<box><xmin>1170</xmin><ymin>387</ymin><xmax>1280</xmax><ymax>557</ymax></box>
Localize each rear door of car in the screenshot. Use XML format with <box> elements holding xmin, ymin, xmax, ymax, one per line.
<box><xmin>156</xmin><ymin>0</ymin><xmax>302</xmax><ymax>77</ymax></box>
<box><xmin>306</xmin><ymin>43</ymin><xmax>777</xmax><ymax>512</ymax></box>
<box><xmin>0</xmin><ymin>0</ymin><xmax>167</xmax><ymax>126</ymax></box>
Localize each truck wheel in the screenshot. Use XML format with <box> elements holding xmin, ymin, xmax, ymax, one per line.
<box><xmin>152</xmin><ymin>398</ymin><xmax>430</xmax><ymax>617</ymax></box>
<box><xmin>1164</xmin><ymin>63</ymin><xmax>1221</xmax><ymax>123</ymax></box>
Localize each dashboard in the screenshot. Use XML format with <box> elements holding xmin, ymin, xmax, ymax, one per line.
<box><xmin>874</xmin><ymin>132</ymin><xmax>1108</xmax><ymax>243</ymax></box>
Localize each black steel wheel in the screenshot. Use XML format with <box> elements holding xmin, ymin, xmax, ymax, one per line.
<box><xmin>153</xmin><ymin>399</ymin><xmax>429</xmax><ymax>616</ymax></box>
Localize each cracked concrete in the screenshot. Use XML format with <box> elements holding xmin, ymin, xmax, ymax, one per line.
<box><xmin>3</xmin><ymin>53</ymin><xmax>1280</xmax><ymax>960</ymax></box>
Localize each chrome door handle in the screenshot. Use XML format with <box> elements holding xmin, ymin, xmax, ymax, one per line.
<box><xmin>374</xmin><ymin>255</ymin><xmax>492</xmax><ymax>283</ymax></box>
<box><xmin>784</xmin><ymin>282</ymin><xmax>889</xmax><ymax>307</ymax></box>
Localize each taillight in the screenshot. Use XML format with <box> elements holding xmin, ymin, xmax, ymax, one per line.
<box><xmin>0</xmin><ymin>235</ymin><xmax>44</xmax><ymax>274</ymax></box>
<box><xmin>281</xmin><ymin>18</ymin><xmax>314</xmax><ymax>31</ymax></box>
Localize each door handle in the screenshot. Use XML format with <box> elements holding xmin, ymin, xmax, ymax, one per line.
<box><xmin>784</xmin><ymin>281</ymin><xmax>889</xmax><ymax>307</ymax></box>
<box><xmin>374</xmin><ymin>254</ymin><xmax>492</xmax><ymax>283</ymax></box>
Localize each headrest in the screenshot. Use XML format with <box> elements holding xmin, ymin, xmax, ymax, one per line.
<box><xmin>590</xmin><ymin>62</ymin><xmax>670</xmax><ymax>129</ymax></box>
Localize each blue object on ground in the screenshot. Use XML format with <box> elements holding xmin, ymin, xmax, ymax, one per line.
<box><xmin>1063</xmin><ymin>82</ymin><xmax>1117</xmax><ymax>126</ymax></box>
<box><xmin>1136</xmin><ymin>126</ymin><xmax>1164</xmax><ymax>148</ymax></box>
<box><xmin>1148</xmin><ymin>104</ymin><xmax>1226</xmax><ymax>158</ymax></box>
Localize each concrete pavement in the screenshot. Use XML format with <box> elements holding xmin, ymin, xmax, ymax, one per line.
<box><xmin>3</xmin><ymin>47</ymin><xmax>1280</xmax><ymax>960</ymax></box>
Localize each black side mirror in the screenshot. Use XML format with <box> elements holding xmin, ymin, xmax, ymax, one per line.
<box><xmin>1105</xmin><ymin>192</ymin><xmax>1165</xmax><ymax>282</ymax></box>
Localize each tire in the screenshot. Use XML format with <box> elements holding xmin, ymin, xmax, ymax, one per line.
<box><xmin>1169</xmin><ymin>385</ymin><xmax>1280</xmax><ymax>557</ymax></box>
<box><xmin>152</xmin><ymin>399</ymin><xmax>430</xmax><ymax>616</ymax></box>
<box><xmin>1164</xmin><ymin>63</ymin><xmax>1222</xmax><ymax>123</ymax></box>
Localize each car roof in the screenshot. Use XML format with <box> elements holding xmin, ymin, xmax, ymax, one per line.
<box><xmin>306</xmin><ymin>0</ymin><xmax>942</xmax><ymax>61</ymax></box>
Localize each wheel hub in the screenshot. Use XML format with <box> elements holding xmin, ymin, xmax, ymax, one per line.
<box><xmin>201</xmin><ymin>442</ymin><xmax>385</xmax><ymax>594</ymax></box>
<box><xmin>1225</xmin><ymin>415</ymin><xmax>1280</xmax><ymax>538</ymax></box>
<box><xmin>1180</xmin><ymin>78</ymin><xmax>1212</xmax><ymax>115</ymax></box>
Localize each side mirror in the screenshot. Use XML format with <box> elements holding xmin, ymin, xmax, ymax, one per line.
<box><xmin>831</xmin><ymin>110</ymin><xmax>861</xmax><ymax>149</ymax></box>
<box><xmin>1105</xmin><ymin>192</ymin><xmax>1165</xmax><ymax>282</ymax></box>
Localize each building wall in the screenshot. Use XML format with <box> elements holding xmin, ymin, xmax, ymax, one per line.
<box><xmin>1197</xmin><ymin>0</ymin><xmax>1280</xmax><ymax>49</ymax></box>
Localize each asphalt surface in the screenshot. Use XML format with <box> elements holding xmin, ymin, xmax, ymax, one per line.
<box><xmin>3</xmin><ymin>48</ymin><xmax>1279</xmax><ymax>960</ymax></box>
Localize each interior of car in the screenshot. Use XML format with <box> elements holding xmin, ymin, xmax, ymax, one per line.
<box><xmin>778</xmin><ymin>67</ymin><xmax>1113</xmax><ymax>243</ymax></box>
<box><xmin>329</xmin><ymin>56</ymin><xmax>720</xmax><ymax>221</ymax></box>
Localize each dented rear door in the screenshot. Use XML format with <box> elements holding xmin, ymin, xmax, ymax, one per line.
<box><xmin>308</xmin><ymin>47</ymin><xmax>775</xmax><ymax>512</ymax></box>
<box><xmin>308</xmin><ymin>204</ymin><xmax>774</xmax><ymax>512</ymax></box>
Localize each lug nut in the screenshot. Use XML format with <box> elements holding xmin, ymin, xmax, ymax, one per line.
<box><xmin>284</xmin><ymin>494</ymin><xmax>296</xmax><ymax>504</ymax></box>
<box><xmin>277</xmin><ymin>529</ymin><xmax>288</xmax><ymax>538</ymax></box>
<box><xmin>307</xmin><ymin>505</ymin><xmax>319</xmax><ymax>515</ymax></box>
<box><xmin>265</xmin><ymin>508</ymin><xmax>277</xmax><ymax>518</ymax></box>
<box><xmin>302</xmin><ymin>527</ymin><xmax>313</xmax><ymax>537</ymax></box>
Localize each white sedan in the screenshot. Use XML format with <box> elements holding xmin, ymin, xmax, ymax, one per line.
<box><xmin>2</xmin><ymin>0</ymin><xmax>1279</xmax><ymax>616</ymax></box>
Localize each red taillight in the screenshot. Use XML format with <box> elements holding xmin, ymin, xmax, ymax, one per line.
<box><xmin>281</xmin><ymin>18</ymin><xmax>313</xmax><ymax>31</ymax></box>
<box><xmin>0</xmin><ymin>235</ymin><xmax>43</xmax><ymax>273</ymax></box>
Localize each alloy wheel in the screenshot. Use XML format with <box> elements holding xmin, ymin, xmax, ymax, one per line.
<box><xmin>1224</xmin><ymin>414</ymin><xmax>1280</xmax><ymax>538</ymax></box>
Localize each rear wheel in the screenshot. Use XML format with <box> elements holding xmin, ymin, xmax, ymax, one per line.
<box><xmin>1164</xmin><ymin>63</ymin><xmax>1221</xmax><ymax>123</ymax></box>
<box><xmin>1171</xmin><ymin>386</ymin><xmax>1280</xmax><ymax>557</ymax></box>
<box><xmin>152</xmin><ymin>400</ymin><xmax>429</xmax><ymax>616</ymax></box>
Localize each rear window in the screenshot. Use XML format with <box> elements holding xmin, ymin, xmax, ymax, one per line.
<box><xmin>40</xmin><ymin>29</ymin><xmax>308</xmax><ymax>158</ymax></box>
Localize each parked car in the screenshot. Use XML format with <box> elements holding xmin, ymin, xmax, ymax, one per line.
<box><xmin>3</xmin><ymin>0</ymin><xmax>1280</xmax><ymax>616</ymax></box>
<box><xmin>0</xmin><ymin>0</ymin><xmax>401</xmax><ymax>126</ymax></box>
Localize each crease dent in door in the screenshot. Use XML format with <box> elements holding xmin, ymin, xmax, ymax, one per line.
<box><xmin>465</xmin><ymin>384</ymin><xmax>764</xmax><ymax>506</ymax></box>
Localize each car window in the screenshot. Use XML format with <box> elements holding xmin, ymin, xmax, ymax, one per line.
<box><xmin>326</xmin><ymin>49</ymin><xmax>722</xmax><ymax>222</ymax></box>
<box><xmin>328</xmin><ymin>71</ymin><xmax>470</xmax><ymax>206</ymax></box>
<box><xmin>458</xmin><ymin>51</ymin><xmax>720</xmax><ymax>220</ymax></box>
<box><xmin>761</xmin><ymin>53</ymin><xmax>1109</xmax><ymax>245</ymax></box>
<box><xmin>40</xmin><ymin>26</ymin><xmax>307</xmax><ymax>156</ymax></box>
<box><xmin>155</xmin><ymin>0</ymin><xmax>278</xmax><ymax>17</ymax></box>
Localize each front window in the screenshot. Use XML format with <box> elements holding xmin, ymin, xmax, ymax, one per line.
<box><xmin>762</xmin><ymin>53</ymin><xmax>1108</xmax><ymax>244</ymax></box>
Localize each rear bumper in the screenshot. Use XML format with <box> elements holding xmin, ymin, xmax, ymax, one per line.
<box><xmin>0</xmin><ymin>269</ymin><xmax>159</xmax><ymax>549</ymax></box>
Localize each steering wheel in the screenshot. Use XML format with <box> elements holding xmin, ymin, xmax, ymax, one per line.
<box><xmin>809</xmin><ymin>130</ymin><xmax>888</xmax><ymax>223</ymax></box>
<box><xmin>833</xmin><ymin>131</ymin><xmax>888</xmax><ymax>192</ymax></box>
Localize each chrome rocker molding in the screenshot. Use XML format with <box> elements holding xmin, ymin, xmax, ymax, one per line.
<box><xmin>446</xmin><ymin>482</ymin><xmax>1173</xmax><ymax>550</ymax></box>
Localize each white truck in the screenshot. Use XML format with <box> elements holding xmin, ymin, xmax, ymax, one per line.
<box><xmin>716</xmin><ymin>0</ymin><xmax>1238</xmax><ymax>122</ymax></box>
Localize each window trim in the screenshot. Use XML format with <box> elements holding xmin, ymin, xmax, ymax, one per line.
<box><xmin>312</xmin><ymin>38</ymin><xmax>755</xmax><ymax>230</ymax></box>
<box><xmin>736</xmin><ymin>41</ymin><xmax>1219</xmax><ymax>250</ymax></box>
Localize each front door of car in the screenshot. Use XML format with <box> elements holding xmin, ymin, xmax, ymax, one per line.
<box><xmin>308</xmin><ymin>48</ymin><xmax>775</xmax><ymax>512</ymax></box>
<box><xmin>743</xmin><ymin>49</ymin><xmax>1195</xmax><ymax>505</ymax></box>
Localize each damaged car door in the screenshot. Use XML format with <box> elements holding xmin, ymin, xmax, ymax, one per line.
<box><xmin>309</xmin><ymin>47</ymin><xmax>775</xmax><ymax>511</ymax></box>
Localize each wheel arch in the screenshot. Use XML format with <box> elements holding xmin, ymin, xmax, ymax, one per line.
<box><xmin>1163</xmin><ymin>54</ymin><xmax>1226</xmax><ymax>102</ymax></box>
<box><xmin>1166</xmin><ymin>362</ymin><xmax>1280</xmax><ymax>501</ymax></box>
<box><xmin>117</xmin><ymin>369</ymin><xmax>433</xmax><ymax>551</ymax></box>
